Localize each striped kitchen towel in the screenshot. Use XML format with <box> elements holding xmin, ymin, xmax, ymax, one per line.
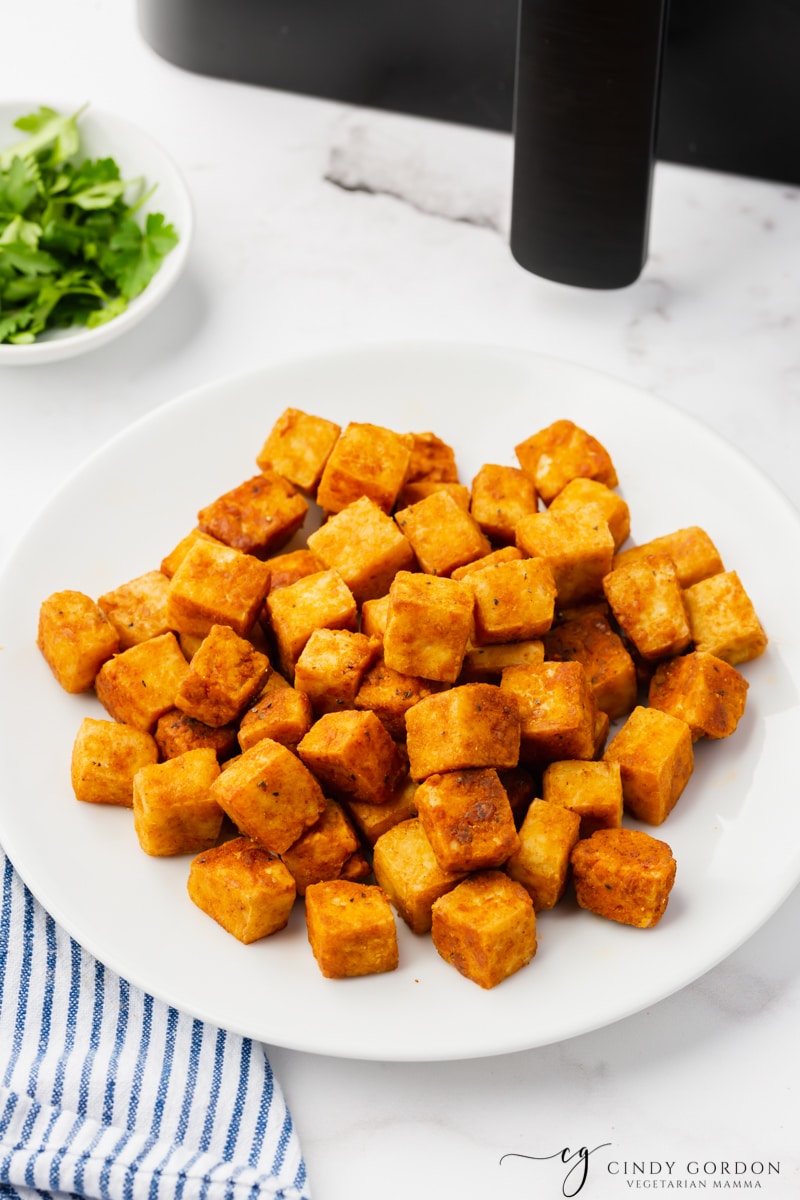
<box><xmin>0</xmin><ymin>847</ymin><xmax>311</xmax><ymax>1200</ymax></box>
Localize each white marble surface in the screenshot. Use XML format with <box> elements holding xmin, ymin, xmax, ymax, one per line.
<box><xmin>2</xmin><ymin>3</ymin><xmax>799</xmax><ymax>1197</ymax></box>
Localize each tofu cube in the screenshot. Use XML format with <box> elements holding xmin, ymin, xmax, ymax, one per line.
<box><xmin>279</xmin><ymin>799</ymin><xmax>361</xmax><ymax>894</ymax></box>
<box><xmin>515</xmin><ymin>418</ymin><xmax>618</xmax><ymax>504</ymax></box>
<box><xmin>345</xmin><ymin>775</ymin><xmax>418</xmax><ymax>845</ymax></box>
<box><xmin>396</xmin><ymin>480</ymin><xmax>471</xmax><ymax>510</ymax></box>
<box><xmin>71</xmin><ymin>716</ymin><xmax>158</xmax><ymax>806</ymax></box>
<box><xmin>404</xmin><ymin>431</ymin><xmax>460</xmax><ymax>484</ymax></box>
<box><xmin>354</xmin><ymin>657</ymin><xmax>447</xmax><ymax>740</ymax></box>
<box><xmin>373</xmin><ymin>817</ymin><xmax>466</xmax><ymax>934</ymax></box>
<box><xmin>95</xmin><ymin>632</ymin><xmax>190</xmax><ymax>731</ymax></box>
<box><xmin>255</xmin><ymin>406</ymin><xmax>342</xmax><ymax>492</ymax></box>
<box><xmin>570</xmin><ymin>827</ymin><xmax>677</xmax><ymax>928</ymax></box>
<box><xmin>197</xmin><ymin>470</ymin><xmax>308</xmax><ymax>556</ymax></box>
<box><xmin>154</xmin><ymin>709</ymin><xmax>239</xmax><ymax>761</ymax></box>
<box><xmin>174</xmin><ymin>623</ymin><xmax>270</xmax><ymax>727</ymax></box>
<box><xmin>305</xmin><ymin>880</ymin><xmax>399</xmax><ymax>978</ymax></box>
<box><xmin>297</xmin><ymin>709</ymin><xmax>406</xmax><ymax>805</ymax></box>
<box><xmin>459</xmin><ymin>639</ymin><xmax>545</xmax><ymax>683</ymax></box>
<box><xmin>469</xmin><ymin>463</ymin><xmax>538</xmax><ymax>544</ymax></box>
<box><xmin>542</xmin><ymin>609</ymin><xmax>637</xmax><ymax>720</ymax></box>
<box><xmin>160</xmin><ymin>528</ymin><xmax>225</xmax><ymax>578</ymax></box>
<box><xmin>210</xmin><ymin>737</ymin><xmax>326</xmax><ymax>854</ymax></box>
<box><xmin>188</xmin><ymin>836</ymin><xmax>297</xmax><ymax>943</ymax></box>
<box><xmin>316</xmin><ymin>421</ymin><xmax>413</xmax><ymax>514</ymax></box>
<box><xmin>612</xmin><ymin>525</ymin><xmax>724</xmax><ymax>588</ymax></box>
<box><xmin>237</xmin><ymin>683</ymin><xmax>314</xmax><ymax>752</ymax></box>
<box><xmin>291</xmin><ymin>628</ymin><xmax>380</xmax><ymax>718</ymax></box>
<box><xmin>506</xmin><ymin>798</ymin><xmax>581</xmax><ymax>910</ymax></box>
<box><xmin>548</xmin><ymin>477</ymin><xmax>631</xmax><ymax>550</ymax></box>
<box><xmin>515</xmin><ymin>508</ymin><xmax>615</xmax><ymax>607</ymax></box>
<box><xmin>265</xmin><ymin>569</ymin><xmax>358</xmax><ymax>679</ymax></box>
<box><xmin>451</xmin><ymin>546</ymin><xmax>524</xmax><ymax>580</ymax></box>
<box><xmin>132</xmin><ymin>747</ymin><xmax>223</xmax><ymax>856</ymax></box>
<box><xmin>414</xmin><ymin>767</ymin><xmax>520</xmax><ymax>872</ymax></box>
<box><xmin>541</xmin><ymin>759</ymin><xmax>623</xmax><ymax>837</ymax></box>
<box><xmin>394</xmin><ymin>490</ymin><xmax>491</xmax><ymax>577</ymax></box>
<box><xmin>431</xmin><ymin>871</ymin><xmax>537</xmax><ymax>989</ymax></box>
<box><xmin>647</xmin><ymin>650</ymin><xmax>749</xmax><ymax>740</ymax></box>
<box><xmin>37</xmin><ymin>590</ymin><xmax>119</xmax><ymax>693</ymax></box>
<box><xmin>603</xmin><ymin>552</ymin><xmax>692</xmax><ymax>662</ymax></box>
<box><xmin>466</xmin><ymin>557</ymin><xmax>557</xmax><ymax>645</ymax></box>
<box><xmin>360</xmin><ymin>593</ymin><xmax>391</xmax><ymax>641</ymax></box>
<box><xmin>307</xmin><ymin>495</ymin><xmax>415</xmax><ymax>604</ymax></box>
<box><xmin>404</xmin><ymin>683</ymin><xmax>521</xmax><ymax>781</ymax></box>
<box><xmin>383</xmin><ymin>570</ymin><xmax>473</xmax><ymax>683</ymax></box>
<box><xmin>97</xmin><ymin>570</ymin><xmax>172</xmax><ymax>650</ymax></box>
<box><xmin>500</xmin><ymin>660</ymin><xmax>598</xmax><ymax>766</ymax></box>
<box><xmin>603</xmin><ymin>705</ymin><xmax>694</xmax><ymax>825</ymax></box>
<box><xmin>167</xmin><ymin>539</ymin><xmax>271</xmax><ymax>638</ymax></box>
<box><xmin>683</xmin><ymin>571</ymin><xmax>768</xmax><ymax>665</ymax></box>
<box><xmin>262</xmin><ymin>547</ymin><xmax>324</xmax><ymax>592</ymax></box>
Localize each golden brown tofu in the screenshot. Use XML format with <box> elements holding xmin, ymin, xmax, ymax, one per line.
<box><xmin>95</xmin><ymin>632</ymin><xmax>190</xmax><ymax>732</ymax></box>
<box><xmin>395</xmin><ymin>480</ymin><xmax>471</xmax><ymax>510</ymax></box>
<box><xmin>414</xmin><ymin>767</ymin><xmax>520</xmax><ymax>873</ymax></box>
<box><xmin>542</xmin><ymin>609</ymin><xmax>637</xmax><ymax>720</ymax></box>
<box><xmin>262</xmin><ymin>547</ymin><xmax>324</xmax><ymax>592</ymax></box>
<box><xmin>197</xmin><ymin>470</ymin><xmax>309</xmax><ymax>557</ymax></box>
<box><xmin>154</xmin><ymin>709</ymin><xmax>239</xmax><ymax>761</ymax></box>
<box><xmin>237</xmin><ymin>683</ymin><xmax>314</xmax><ymax>752</ymax></box>
<box><xmin>383</xmin><ymin>570</ymin><xmax>473</xmax><ymax>683</ymax></box>
<box><xmin>648</xmin><ymin>651</ymin><xmax>749</xmax><ymax>740</ymax></box>
<box><xmin>174</xmin><ymin>624</ymin><xmax>270</xmax><ymax>727</ymax></box>
<box><xmin>515</xmin><ymin>418</ymin><xmax>618</xmax><ymax>504</ymax></box>
<box><xmin>548</xmin><ymin>477</ymin><xmax>631</xmax><ymax>551</ymax></box>
<box><xmin>71</xmin><ymin>716</ymin><xmax>159</xmax><ymax>806</ymax></box>
<box><xmin>431</xmin><ymin>871</ymin><xmax>537</xmax><ymax>989</ymax></box>
<box><xmin>394</xmin><ymin>490</ymin><xmax>491</xmax><ymax>577</ymax></box>
<box><xmin>683</xmin><ymin>571</ymin><xmax>768</xmax><ymax>666</ymax></box>
<box><xmin>265</xmin><ymin>569</ymin><xmax>358</xmax><ymax>679</ymax></box>
<box><xmin>293</xmin><ymin>627</ymin><xmax>380</xmax><ymax>714</ymax></box>
<box><xmin>280</xmin><ymin>799</ymin><xmax>361</xmax><ymax>895</ymax></box>
<box><xmin>188</xmin><ymin>836</ymin><xmax>297</xmax><ymax>943</ymax></box>
<box><xmin>167</xmin><ymin>539</ymin><xmax>271</xmax><ymax>638</ymax></box>
<box><xmin>541</xmin><ymin>759</ymin><xmax>623</xmax><ymax>837</ymax></box>
<box><xmin>500</xmin><ymin>660</ymin><xmax>598</xmax><ymax>766</ymax></box>
<box><xmin>132</xmin><ymin>747</ymin><xmax>223</xmax><ymax>856</ymax></box>
<box><xmin>307</xmin><ymin>495</ymin><xmax>416</xmax><ymax>604</ymax></box>
<box><xmin>354</xmin><ymin>657</ymin><xmax>446</xmax><ymax>740</ymax></box>
<box><xmin>159</xmin><ymin>528</ymin><xmax>226</xmax><ymax>578</ymax></box>
<box><xmin>255</xmin><ymin>406</ymin><xmax>341</xmax><ymax>492</ymax></box>
<box><xmin>97</xmin><ymin>570</ymin><xmax>173</xmax><ymax>650</ymax></box>
<box><xmin>404</xmin><ymin>431</ymin><xmax>460</xmax><ymax>484</ymax></box>
<box><xmin>450</xmin><ymin>546</ymin><xmax>524</xmax><ymax>580</ymax></box>
<box><xmin>37</xmin><ymin>590</ymin><xmax>119</xmax><ymax>693</ymax></box>
<box><xmin>603</xmin><ymin>553</ymin><xmax>692</xmax><ymax>663</ymax></box>
<box><xmin>459</xmin><ymin>639</ymin><xmax>545</xmax><ymax>683</ymax></box>
<box><xmin>360</xmin><ymin>593</ymin><xmax>391</xmax><ymax>641</ymax></box>
<box><xmin>571</xmin><ymin>827</ymin><xmax>677</xmax><ymax>928</ymax></box>
<box><xmin>466</xmin><ymin>557</ymin><xmax>557</xmax><ymax>645</ymax></box>
<box><xmin>305</xmin><ymin>880</ymin><xmax>399</xmax><ymax>978</ymax></box>
<box><xmin>515</xmin><ymin>508</ymin><xmax>615</xmax><ymax>607</ymax></box>
<box><xmin>373</xmin><ymin>817</ymin><xmax>466</xmax><ymax>934</ymax></box>
<box><xmin>316</xmin><ymin>421</ymin><xmax>413</xmax><ymax>515</ymax></box>
<box><xmin>498</xmin><ymin>765</ymin><xmax>538</xmax><ymax>825</ymax></box>
<box><xmin>210</xmin><ymin>737</ymin><xmax>326</xmax><ymax>854</ymax></box>
<box><xmin>603</xmin><ymin>705</ymin><xmax>693</xmax><ymax>825</ymax></box>
<box><xmin>345</xmin><ymin>775</ymin><xmax>418</xmax><ymax>845</ymax></box>
<box><xmin>612</xmin><ymin>525</ymin><xmax>724</xmax><ymax>588</ymax></box>
<box><xmin>339</xmin><ymin>848</ymin><xmax>373</xmax><ymax>883</ymax></box>
<box><xmin>297</xmin><ymin>709</ymin><xmax>406</xmax><ymax>804</ymax></box>
<box><xmin>506</xmin><ymin>798</ymin><xmax>581</xmax><ymax>910</ymax></box>
<box><xmin>469</xmin><ymin>463</ymin><xmax>539</xmax><ymax>544</ymax></box>
<box><xmin>404</xmin><ymin>682</ymin><xmax>521</xmax><ymax>781</ymax></box>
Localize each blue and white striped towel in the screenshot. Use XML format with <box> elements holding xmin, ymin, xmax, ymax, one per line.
<box><xmin>0</xmin><ymin>847</ymin><xmax>311</xmax><ymax>1200</ymax></box>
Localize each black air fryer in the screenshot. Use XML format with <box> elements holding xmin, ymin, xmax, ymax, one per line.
<box><xmin>137</xmin><ymin>0</ymin><xmax>800</xmax><ymax>288</ymax></box>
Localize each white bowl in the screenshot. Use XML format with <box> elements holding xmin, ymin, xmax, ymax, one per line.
<box><xmin>0</xmin><ymin>102</ymin><xmax>193</xmax><ymax>365</ymax></box>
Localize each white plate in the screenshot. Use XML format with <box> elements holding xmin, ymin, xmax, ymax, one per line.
<box><xmin>0</xmin><ymin>101</ymin><xmax>192</xmax><ymax>364</ymax></box>
<box><xmin>0</xmin><ymin>342</ymin><xmax>798</xmax><ymax>1061</ymax></box>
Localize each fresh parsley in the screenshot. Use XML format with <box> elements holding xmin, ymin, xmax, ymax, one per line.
<box><xmin>0</xmin><ymin>105</ymin><xmax>179</xmax><ymax>344</ymax></box>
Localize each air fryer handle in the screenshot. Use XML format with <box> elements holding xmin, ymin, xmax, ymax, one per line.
<box><xmin>510</xmin><ymin>0</ymin><xmax>669</xmax><ymax>289</ymax></box>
